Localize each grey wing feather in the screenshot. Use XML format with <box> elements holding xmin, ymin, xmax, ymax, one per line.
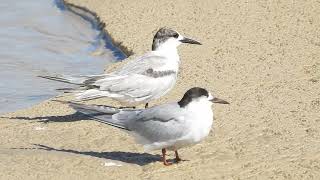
<box><xmin>69</xmin><ymin>102</ymin><xmax>121</xmax><ymax>114</ymax></box>
<box><xmin>136</xmin><ymin>103</ymin><xmax>183</xmax><ymax>122</ymax></box>
<box><xmin>114</xmin><ymin>103</ymin><xmax>188</xmax><ymax>142</ymax></box>
<box><xmin>94</xmin><ymin>74</ymin><xmax>154</xmax><ymax>96</ymax></box>
<box><xmin>114</xmin><ymin>53</ymin><xmax>167</xmax><ymax>75</ymax></box>
<box><xmin>39</xmin><ymin>53</ymin><xmax>168</xmax><ymax>101</ymax></box>
<box><xmin>69</xmin><ymin>101</ymin><xmax>187</xmax><ymax>143</ymax></box>
<box><xmin>85</xmin><ymin>54</ymin><xmax>168</xmax><ymax>101</ymax></box>
<box><xmin>38</xmin><ymin>53</ymin><xmax>166</xmax><ymax>88</ymax></box>
<box><xmin>80</xmin><ymin>53</ymin><xmax>167</xmax><ymax>86</ymax></box>
<box><xmin>68</xmin><ymin>102</ymin><xmax>132</xmax><ymax>130</ymax></box>
<box><xmin>38</xmin><ymin>74</ymin><xmax>109</xmax><ymax>87</ymax></box>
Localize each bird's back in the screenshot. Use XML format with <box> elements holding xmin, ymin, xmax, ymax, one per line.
<box><xmin>114</xmin><ymin>103</ymin><xmax>190</xmax><ymax>150</ymax></box>
<box><xmin>78</xmin><ymin>51</ymin><xmax>179</xmax><ymax>104</ymax></box>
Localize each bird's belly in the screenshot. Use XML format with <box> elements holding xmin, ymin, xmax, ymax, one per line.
<box><xmin>168</xmin><ymin>128</ymin><xmax>211</xmax><ymax>150</ymax></box>
<box><xmin>190</xmin><ymin>122</ymin><xmax>212</xmax><ymax>143</ymax></box>
<box><xmin>149</xmin><ymin>74</ymin><xmax>177</xmax><ymax>100</ymax></box>
<box><xmin>180</xmin><ymin>113</ymin><xmax>213</xmax><ymax>146</ymax></box>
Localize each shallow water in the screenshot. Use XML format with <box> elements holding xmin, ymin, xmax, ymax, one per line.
<box><xmin>0</xmin><ymin>0</ymin><xmax>125</xmax><ymax>114</ymax></box>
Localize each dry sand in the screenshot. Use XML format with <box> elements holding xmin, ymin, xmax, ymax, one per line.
<box><xmin>1</xmin><ymin>0</ymin><xmax>320</xmax><ymax>179</ymax></box>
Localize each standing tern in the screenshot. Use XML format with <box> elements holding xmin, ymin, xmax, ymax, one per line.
<box><xmin>64</xmin><ymin>87</ymin><xmax>229</xmax><ymax>165</ymax></box>
<box><xmin>39</xmin><ymin>27</ymin><xmax>201</xmax><ymax>108</ymax></box>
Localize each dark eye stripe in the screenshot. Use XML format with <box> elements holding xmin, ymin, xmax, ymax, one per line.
<box><xmin>173</xmin><ymin>33</ymin><xmax>179</xmax><ymax>38</ymax></box>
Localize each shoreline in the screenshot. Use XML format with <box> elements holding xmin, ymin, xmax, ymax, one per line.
<box><xmin>61</xmin><ymin>0</ymin><xmax>132</xmax><ymax>59</ymax></box>
<box><xmin>1</xmin><ymin>0</ymin><xmax>320</xmax><ymax>179</ymax></box>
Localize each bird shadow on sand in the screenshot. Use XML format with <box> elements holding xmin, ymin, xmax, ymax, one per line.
<box><xmin>13</xmin><ymin>144</ymin><xmax>161</xmax><ymax>166</ymax></box>
<box><xmin>2</xmin><ymin>112</ymin><xmax>88</xmax><ymax>123</ymax></box>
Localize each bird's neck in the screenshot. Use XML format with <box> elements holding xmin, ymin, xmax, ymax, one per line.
<box><xmin>154</xmin><ymin>45</ymin><xmax>179</xmax><ymax>61</ymax></box>
<box><xmin>184</xmin><ymin>100</ymin><xmax>213</xmax><ymax>114</ymax></box>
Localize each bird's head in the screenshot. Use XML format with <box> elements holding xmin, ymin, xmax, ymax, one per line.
<box><xmin>178</xmin><ymin>87</ymin><xmax>229</xmax><ymax>108</ymax></box>
<box><xmin>152</xmin><ymin>27</ymin><xmax>201</xmax><ymax>51</ymax></box>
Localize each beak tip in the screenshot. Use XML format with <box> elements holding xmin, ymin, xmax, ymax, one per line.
<box><xmin>220</xmin><ymin>101</ymin><xmax>230</xmax><ymax>105</ymax></box>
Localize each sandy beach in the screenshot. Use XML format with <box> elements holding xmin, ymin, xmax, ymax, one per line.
<box><xmin>1</xmin><ymin>0</ymin><xmax>320</xmax><ymax>179</ymax></box>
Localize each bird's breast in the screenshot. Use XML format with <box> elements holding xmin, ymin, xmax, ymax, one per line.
<box><xmin>185</xmin><ymin>106</ymin><xmax>214</xmax><ymax>143</ymax></box>
<box><xmin>154</xmin><ymin>59</ymin><xmax>179</xmax><ymax>72</ymax></box>
<box><xmin>153</xmin><ymin>50</ymin><xmax>180</xmax><ymax>71</ymax></box>
<box><xmin>148</xmin><ymin>73</ymin><xmax>177</xmax><ymax>101</ymax></box>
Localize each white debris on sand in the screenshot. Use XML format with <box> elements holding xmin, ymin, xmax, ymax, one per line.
<box><xmin>103</xmin><ymin>162</ymin><xmax>122</xmax><ymax>167</ymax></box>
<box><xmin>34</xmin><ymin>127</ymin><xmax>46</xmax><ymax>131</ymax></box>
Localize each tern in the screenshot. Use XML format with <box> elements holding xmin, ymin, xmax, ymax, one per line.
<box><xmin>64</xmin><ymin>87</ymin><xmax>229</xmax><ymax>165</ymax></box>
<box><xmin>39</xmin><ymin>27</ymin><xmax>201</xmax><ymax>108</ymax></box>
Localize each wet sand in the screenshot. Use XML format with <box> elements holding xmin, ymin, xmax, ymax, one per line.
<box><xmin>1</xmin><ymin>0</ymin><xmax>320</xmax><ymax>179</ymax></box>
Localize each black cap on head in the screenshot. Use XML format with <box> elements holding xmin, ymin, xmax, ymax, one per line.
<box><xmin>178</xmin><ymin>87</ymin><xmax>209</xmax><ymax>107</ymax></box>
<box><xmin>152</xmin><ymin>27</ymin><xmax>179</xmax><ymax>50</ymax></box>
<box><xmin>152</xmin><ymin>27</ymin><xmax>201</xmax><ymax>50</ymax></box>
